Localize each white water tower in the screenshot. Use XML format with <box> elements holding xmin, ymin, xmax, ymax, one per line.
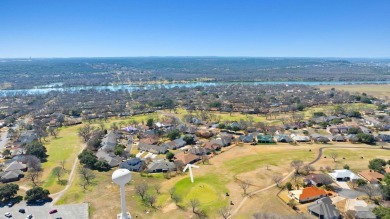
<box><xmin>112</xmin><ymin>169</ymin><xmax>132</xmax><ymax>219</ymax></box>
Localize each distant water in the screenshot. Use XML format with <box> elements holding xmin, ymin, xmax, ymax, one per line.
<box><xmin>1</xmin><ymin>81</ymin><xmax>389</xmax><ymax>97</ymax></box>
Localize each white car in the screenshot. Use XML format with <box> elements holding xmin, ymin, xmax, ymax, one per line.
<box><xmin>26</xmin><ymin>214</ymin><xmax>33</xmax><ymax>219</ymax></box>
<box><xmin>4</xmin><ymin>212</ymin><xmax>12</xmax><ymax>218</ymax></box>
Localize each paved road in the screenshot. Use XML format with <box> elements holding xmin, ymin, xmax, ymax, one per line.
<box><xmin>228</xmin><ymin>145</ymin><xmax>385</xmax><ymax>218</ymax></box>
<box><xmin>0</xmin><ymin>202</ymin><xmax>88</xmax><ymax>219</ymax></box>
<box><xmin>0</xmin><ymin>130</ymin><xmax>8</xmax><ymax>151</ymax></box>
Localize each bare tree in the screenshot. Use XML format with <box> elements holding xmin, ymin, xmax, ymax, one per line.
<box><xmin>303</xmin><ymin>165</ymin><xmax>315</xmax><ymax>175</ymax></box>
<box><xmin>238</xmin><ymin>179</ymin><xmax>251</xmax><ymax>196</ymax></box>
<box><xmin>135</xmin><ymin>184</ymin><xmax>149</xmax><ymax>201</ymax></box>
<box><xmin>330</xmin><ymin>152</ymin><xmax>338</xmax><ymax>162</ymax></box>
<box><xmin>189</xmin><ymin>198</ymin><xmax>200</xmax><ymax>213</ymax></box>
<box><xmin>78</xmin><ymin>124</ymin><xmax>94</xmax><ymax>142</ymax></box>
<box><xmin>201</xmin><ymin>154</ymin><xmax>209</xmax><ymax>164</ymax></box>
<box><xmin>360</xmin><ymin>184</ymin><xmax>380</xmax><ymax>200</ymax></box>
<box><xmin>272</xmin><ymin>175</ymin><xmax>283</xmax><ymax>187</ymax></box>
<box><xmin>316</xmin><ymin>174</ymin><xmax>333</xmax><ymax>189</ymax></box>
<box><xmin>218</xmin><ymin>206</ymin><xmax>232</xmax><ymax>219</ymax></box>
<box><xmin>24</xmin><ymin>155</ymin><xmax>42</xmax><ymax>171</ymax></box>
<box><xmin>290</xmin><ymin>160</ymin><xmax>304</xmax><ymax>174</ymax></box>
<box><xmin>52</xmin><ymin>166</ymin><xmax>64</xmax><ymax>182</ymax></box>
<box><xmin>145</xmin><ymin>194</ymin><xmax>157</xmax><ymax>208</ymax></box>
<box><xmin>27</xmin><ymin>169</ymin><xmax>41</xmax><ymax>186</ymax></box>
<box><xmin>154</xmin><ymin>184</ymin><xmax>161</xmax><ymax>194</ymax></box>
<box><xmin>48</xmin><ymin>127</ymin><xmax>59</xmax><ymax>138</ymax></box>
<box><xmin>169</xmin><ymin>187</ymin><xmax>176</xmax><ymax>199</ymax></box>
<box><xmin>78</xmin><ymin>167</ymin><xmax>96</xmax><ymax>190</ymax></box>
<box><xmin>60</xmin><ymin>160</ymin><xmax>66</xmax><ymax>171</ymax></box>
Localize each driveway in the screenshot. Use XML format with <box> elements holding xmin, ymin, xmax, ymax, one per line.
<box><xmin>335</xmin><ymin>188</ymin><xmax>364</xmax><ymax>199</ymax></box>
<box><xmin>335</xmin><ymin>181</ymin><xmax>350</xmax><ymax>189</ymax></box>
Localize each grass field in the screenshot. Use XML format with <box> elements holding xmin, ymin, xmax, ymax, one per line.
<box><xmin>317</xmin><ymin>84</ymin><xmax>390</xmax><ymax>99</ymax></box>
<box><xmin>174</xmin><ymin>175</ymin><xmax>229</xmax><ymax>214</ymax></box>
<box><xmin>40</xmin><ymin>125</ymin><xmax>84</xmax><ymax>193</ymax></box>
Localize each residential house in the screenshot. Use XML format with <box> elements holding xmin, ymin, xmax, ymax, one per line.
<box><xmin>274</xmin><ymin>134</ymin><xmax>293</xmax><ymax>143</ymax></box>
<box><xmin>329</xmin><ymin>169</ymin><xmax>360</xmax><ymax>182</ymax></box>
<box><xmin>311</xmin><ymin>134</ymin><xmax>330</xmax><ymax>143</ymax></box>
<box><xmin>119</xmin><ymin>158</ymin><xmax>144</xmax><ymax>172</ymax></box>
<box><xmin>210</xmin><ymin>137</ymin><xmax>231</xmax><ymax>147</ymax></box>
<box><xmin>295</xmin><ymin>187</ymin><xmax>328</xmax><ymax>203</ymax></box>
<box><xmin>354</xmin><ymin>206</ymin><xmax>376</xmax><ymax>219</ymax></box>
<box><xmin>147</xmin><ymin>159</ymin><xmax>176</xmax><ymax>173</ymax></box>
<box><xmin>239</xmin><ymin>134</ymin><xmax>254</xmax><ymax>143</ymax></box>
<box><xmin>16</xmin><ymin>130</ymin><xmax>38</xmax><ymax>146</ymax></box>
<box><xmin>331</xmin><ymin>135</ymin><xmax>346</xmax><ymax>142</ymax></box>
<box><xmin>174</xmin><ymin>153</ymin><xmax>200</xmax><ymax>165</ymax></box>
<box><xmin>101</xmin><ymin>130</ymin><xmax>118</xmax><ymax>152</ymax></box>
<box><xmin>138</xmin><ymin>142</ymin><xmax>168</xmax><ymax>154</ymax></box>
<box><xmin>162</xmin><ymin>138</ymin><xmax>186</xmax><ymax>150</ymax></box>
<box><xmin>358</xmin><ymin>170</ymin><xmax>384</xmax><ymax>184</ymax></box>
<box><xmin>0</xmin><ymin>161</ymin><xmax>27</xmax><ymax>183</ymax></box>
<box><xmin>307</xmin><ymin>197</ymin><xmax>340</xmax><ymax>219</ymax></box>
<box><xmin>203</xmin><ymin>141</ymin><xmax>221</xmax><ymax>151</ymax></box>
<box><xmin>139</xmin><ymin>137</ymin><xmax>159</xmax><ymax>145</ymax></box>
<box><xmin>257</xmin><ymin>134</ymin><xmax>275</xmax><ymax>143</ymax></box>
<box><xmin>363</xmin><ymin>116</ymin><xmax>381</xmax><ymax>126</ymax></box>
<box><xmin>96</xmin><ymin>150</ymin><xmax>122</xmax><ymax>167</ymax></box>
<box><xmin>291</xmin><ymin>134</ymin><xmax>310</xmax><ymax>142</ymax></box>
<box><xmin>377</xmin><ymin>134</ymin><xmax>390</xmax><ymax>142</ymax></box>
<box><xmin>304</xmin><ymin>174</ymin><xmax>329</xmax><ymax>187</ymax></box>
<box><xmin>189</xmin><ymin>147</ymin><xmax>210</xmax><ymax>156</ymax></box>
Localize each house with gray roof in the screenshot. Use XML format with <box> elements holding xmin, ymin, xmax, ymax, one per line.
<box><xmin>274</xmin><ymin>134</ymin><xmax>293</xmax><ymax>143</ymax></box>
<box><xmin>239</xmin><ymin>134</ymin><xmax>254</xmax><ymax>143</ymax></box>
<box><xmin>147</xmin><ymin>159</ymin><xmax>176</xmax><ymax>173</ymax></box>
<box><xmin>138</xmin><ymin>142</ymin><xmax>168</xmax><ymax>154</ymax></box>
<box><xmin>0</xmin><ymin>170</ymin><xmax>23</xmax><ymax>183</ymax></box>
<box><xmin>307</xmin><ymin>197</ymin><xmax>340</xmax><ymax>219</ymax></box>
<box><xmin>119</xmin><ymin>158</ymin><xmax>144</xmax><ymax>172</ymax></box>
<box><xmin>4</xmin><ymin>161</ymin><xmax>27</xmax><ymax>172</ymax></box>
<box><xmin>96</xmin><ymin>150</ymin><xmax>122</xmax><ymax>167</ymax></box>
<box><xmin>162</xmin><ymin>138</ymin><xmax>186</xmax><ymax>150</ymax></box>
<box><xmin>16</xmin><ymin>130</ymin><xmax>38</xmax><ymax>146</ymax></box>
<box><xmin>101</xmin><ymin>130</ymin><xmax>118</xmax><ymax>152</ymax></box>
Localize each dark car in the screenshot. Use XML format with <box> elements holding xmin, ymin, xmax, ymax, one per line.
<box><xmin>19</xmin><ymin>208</ymin><xmax>26</xmax><ymax>213</ymax></box>
<box><xmin>49</xmin><ymin>209</ymin><xmax>58</xmax><ymax>214</ymax></box>
<box><xmin>7</xmin><ymin>202</ymin><xmax>14</xmax><ymax>207</ymax></box>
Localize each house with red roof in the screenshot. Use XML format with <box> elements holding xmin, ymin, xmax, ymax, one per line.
<box><xmin>289</xmin><ymin>187</ymin><xmax>328</xmax><ymax>203</ymax></box>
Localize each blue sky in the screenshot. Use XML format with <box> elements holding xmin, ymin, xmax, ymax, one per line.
<box><xmin>1</xmin><ymin>0</ymin><xmax>389</xmax><ymax>58</ymax></box>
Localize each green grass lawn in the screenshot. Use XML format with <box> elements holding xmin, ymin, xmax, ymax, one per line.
<box><xmin>224</xmin><ymin>150</ymin><xmax>314</xmax><ymax>175</ymax></box>
<box><xmin>174</xmin><ymin>174</ymin><xmax>229</xmax><ymax>215</ymax></box>
<box><xmin>41</xmin><ymin>125</ymin><xmax>83</xmax><ymax>193</ymax></box>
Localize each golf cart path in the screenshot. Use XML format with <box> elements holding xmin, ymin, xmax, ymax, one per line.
<box><xmin>49</xmin><ymin>143</ymin><xmax>87</xmax><ymax>205</ymax></box>
<box><xmin>229</xmin><ymin>145</ymin><xmax>384</xmax><ymax>217</ymax></box>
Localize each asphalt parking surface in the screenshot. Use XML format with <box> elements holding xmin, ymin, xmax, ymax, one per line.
<box><xmin>0</xmin><ymin>202</ymin><xmax>88</xmax><ymax>219</ymax></box>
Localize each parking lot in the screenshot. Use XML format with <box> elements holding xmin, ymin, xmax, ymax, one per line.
<box><xmin>0</xmin><ymin>202</ymin><xmax>88</xmax><ymax>219</ymax></box>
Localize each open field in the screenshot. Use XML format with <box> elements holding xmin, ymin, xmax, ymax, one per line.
<box><xmin>318</xmin><ymin>84</ymin><xmax>390</xmax><ymax>99</ymax></box>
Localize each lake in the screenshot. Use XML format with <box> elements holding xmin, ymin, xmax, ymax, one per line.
<box><xmin>1</xmin><ymin>81</ymin><xmax>389</xmax><ymax>97</ymax></box>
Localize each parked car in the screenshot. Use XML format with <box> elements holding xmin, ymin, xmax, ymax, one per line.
<box><xmin>7</xmin><ymin>202</ymin><xmax>14</xmax><ymax>207</ymax></box>
<box><xmin>26</xmin><ymin>214</ymin><xmax>33</xmax><ymax>219</ymax></box>
<box><xmin>19</xmin><ymin>208</ymin><xmax>26</xmax><ymax>213</ymax></box>
<box><xmin>49</xmin><ymin>209</ymin><xmax>58</xmax><ymax>214</ymax></box>
<box><xmin>4</xmin><ymin>212</ymin><xmax>12</xmax><ymax>218</ymax></box>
